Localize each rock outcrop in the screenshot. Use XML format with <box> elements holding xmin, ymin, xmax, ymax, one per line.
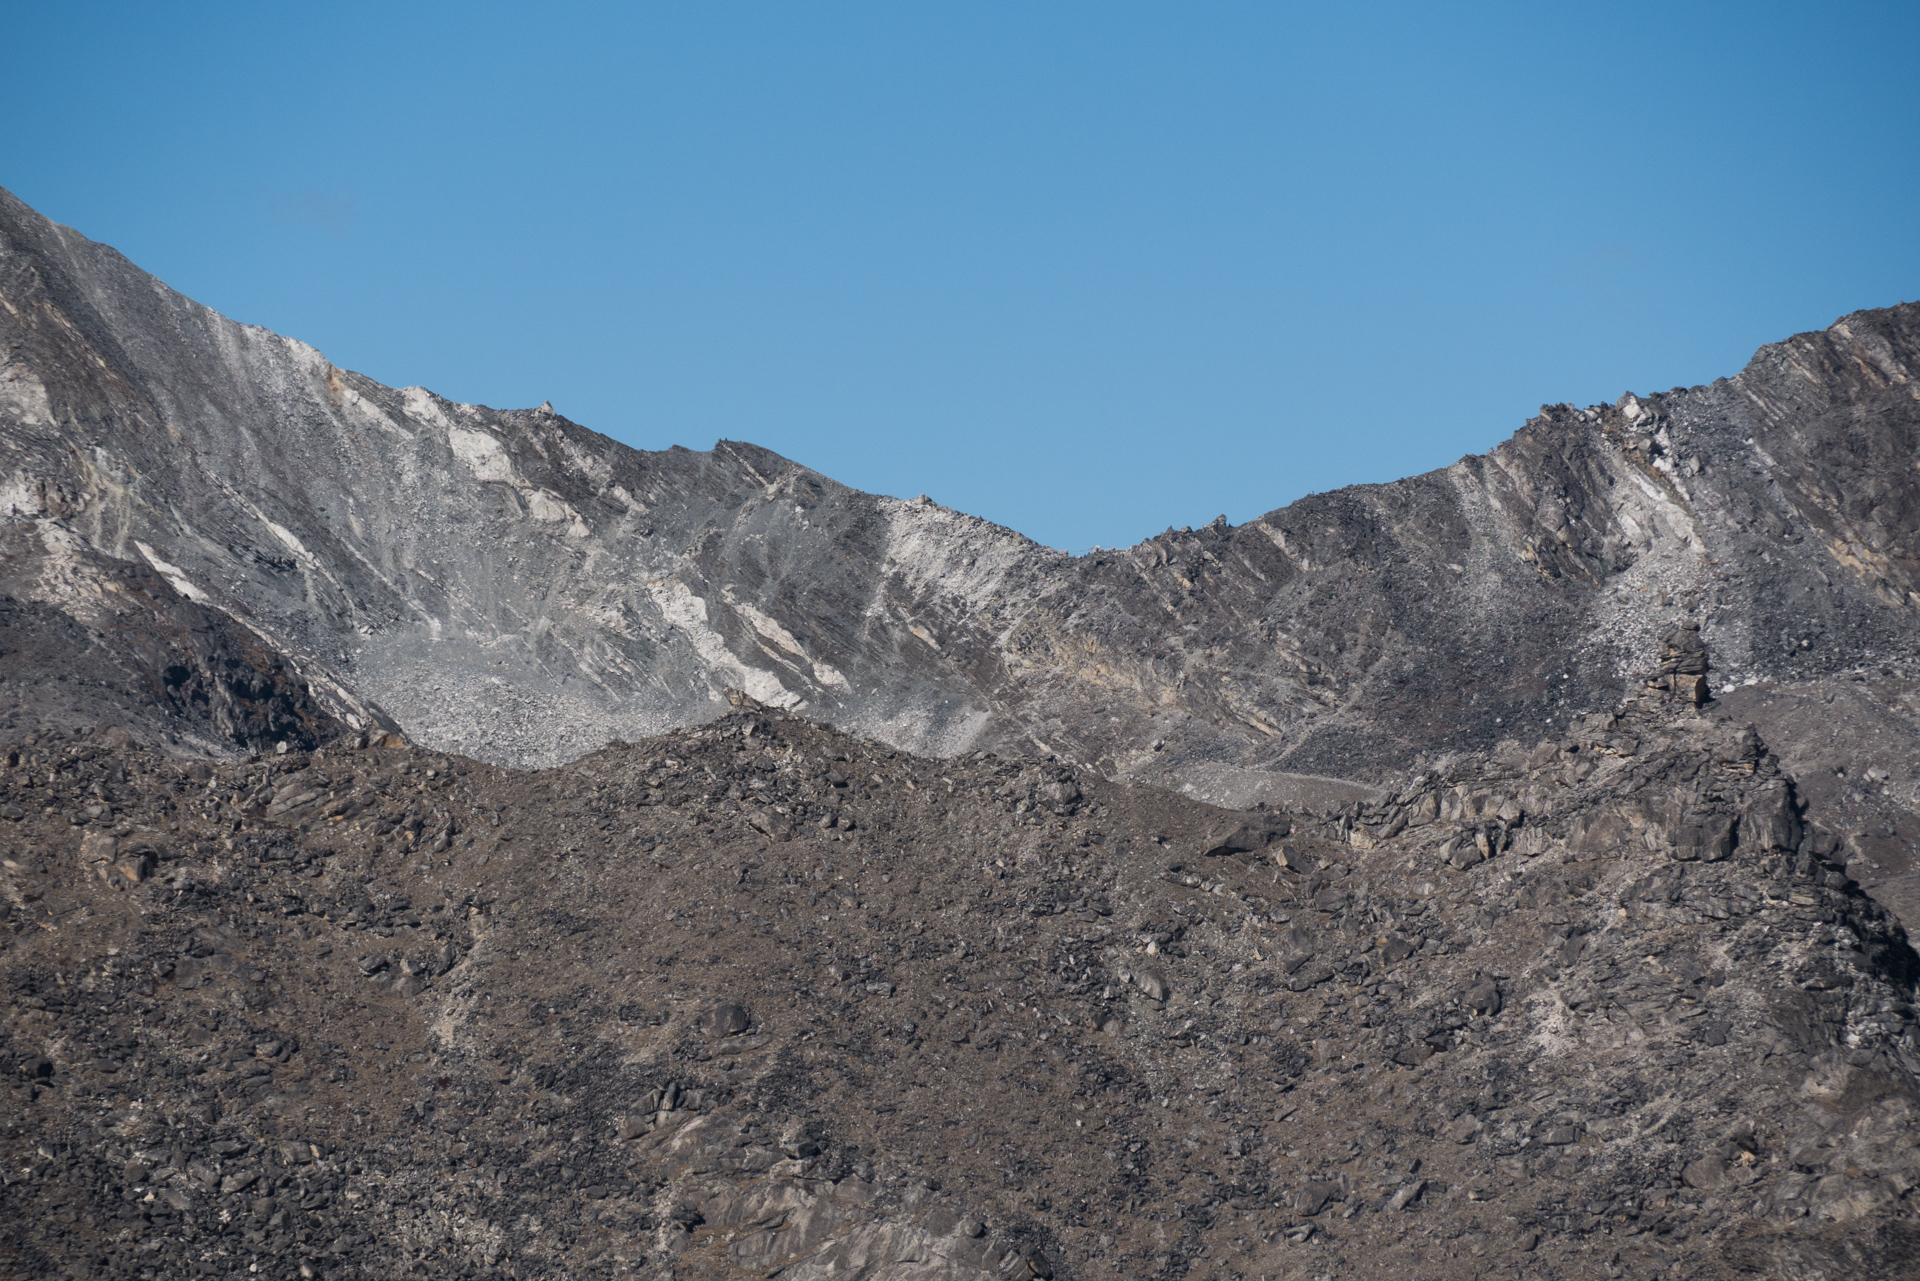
<box><xmin>0</xmin><ymin>520</ymin><xmax>383</xmax><ymax>757</ymax></box>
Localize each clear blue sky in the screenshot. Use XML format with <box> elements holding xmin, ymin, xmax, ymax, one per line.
<box><xmin>5</xmin><ymin>3</ymin><xmax>1916</xmax><ymax>551</ymax></box>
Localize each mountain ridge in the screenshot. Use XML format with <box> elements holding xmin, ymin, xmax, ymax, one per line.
<box><xmin>4</xmin><ymin>183</ymin><xmax>1920</xmax><ymax>912</ymax></box>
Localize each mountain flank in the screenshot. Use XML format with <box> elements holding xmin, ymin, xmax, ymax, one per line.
<box><xmin>4</xmin><ymin>189</ymin><xmax>1919</xmax><ymax>787</ymax></box>
<box><xmin>2</xmin><ymin>187</ymin><xmax>1919</xmax><ymax>1278</ymax></box>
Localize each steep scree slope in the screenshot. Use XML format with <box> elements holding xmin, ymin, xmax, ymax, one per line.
<box><xmin>3</xmin><ymin>187</ymin><xmax>1919</xmax><ymax>822</ymax></box>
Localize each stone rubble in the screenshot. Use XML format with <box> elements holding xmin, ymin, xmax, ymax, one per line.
<box><xmin>1</xmin><ymin>669</ymin><xmax>1915</xmax><ymax>1278</ymax></box>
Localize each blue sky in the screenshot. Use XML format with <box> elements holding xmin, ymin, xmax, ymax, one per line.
<box><xmin>5</xmin><ymin>3</ymin><xmax>1917</xmax><ymax>550</ymax></box>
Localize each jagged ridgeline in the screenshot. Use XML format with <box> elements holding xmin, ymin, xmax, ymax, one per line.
<box><xmin>3</xmin><ymin>184</ymin><xmax>1919</xmax><ymax>799</ymax></box>
<box><xmin>3</xmin><ymin>189</ymin><xmax>1920</xmax><ymax>1279</ymax></box>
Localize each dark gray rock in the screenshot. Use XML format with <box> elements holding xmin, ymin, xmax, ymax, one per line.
<box><xmin>1204</xmin><ymin>820</ymin><xmax>1285</xmax><ymax>856</ymax></box>
<box><xmin>699</xmin><ymin>1003</ymin><xmax>752</xmax><ymax>1039</ymax></box>
<box><xmin>1682</xmin><ymin>1156</ymin><xmax>1727</xmax><ymax>1190</ymax></box>
<box><xmin>1296</xmin><ymin>1180</ymin><xmax>1343</xmax><ymax>1216</ymax></box>
<box><xmin>1288</xmin><ymin>963</ymin><xmax>1334</xmax><ymax>992</ymax></box>
<box><xmin>1130</xmin><ymin>967</ymin><xmax>1170</xmax><ymax>1002</ymax></box>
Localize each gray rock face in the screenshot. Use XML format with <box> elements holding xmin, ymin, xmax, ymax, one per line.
<box><xmin>0</xmin><ymin>519</ymin><xmax>381</xmax><ymax>756</ymax></box>
<box><xmin>3</xmin><ymin>184</ymin><xmax>1918</xmax><ymax>815</ymax></box>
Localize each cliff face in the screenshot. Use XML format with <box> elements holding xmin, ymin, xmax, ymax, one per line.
<box><xmin>0</xmin><ymin>508</ymin><xmax>388</xmax><ymax>757</ymax></box>
<box><xmin>3</xmin><ymin>184</ymin><xmax>1918</xmax><ymax>807</ymax></box>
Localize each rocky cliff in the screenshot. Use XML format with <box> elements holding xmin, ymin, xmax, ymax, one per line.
<box><xmin>3</xmin><ymin>184</ymin><xmax>1916</xmax><ymax>783</ymax></box>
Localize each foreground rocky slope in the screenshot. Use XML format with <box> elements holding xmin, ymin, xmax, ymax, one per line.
<box><xmin>3</xmin><ymin>671</ymin><xmax>1916</xmax><ymax>1279</ymax></box>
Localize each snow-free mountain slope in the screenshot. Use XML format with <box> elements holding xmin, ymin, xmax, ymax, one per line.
<box><xmin>5</xmin><ymin>187</ymin><xmax>1920</xmax><ymax>1281</ymax></box>
<box><xmin>3</xmin><ymin>180</ymin><xmax>1919</xmax><ymax>850</ymax></box>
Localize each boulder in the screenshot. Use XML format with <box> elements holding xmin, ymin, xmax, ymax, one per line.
<box><xmin>76</xmin><ymin>831</ymin><xmax>117</xmax><ymax>870</ymax></box>
<box><xmin>1131</xmin><ymin>967</ymin><xmax>1171</xmax><ymax>1002</ymax></box>
<box><xmin>1647</xmin><ymin>623</ymin><xmax>1710</xmax><ymax>703</ymax></box>
<box><xmin>1295</xmin><ymin>1180</ymin><xmax>1343</xmax><ymax>1216</ymax></box>
<box><xmin>699</xmin><ymin>1003</ymin><xmax>753</xmax><ymax>1039</ymax></box>
<box><xmin>1205</xmin><ymin>820</ymin><xmax>1286</xmax><ymax>856</ymax></box>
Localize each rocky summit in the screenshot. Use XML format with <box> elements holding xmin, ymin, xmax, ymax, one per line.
<box><xmin>2</xmin><ymin>187</ymin><xmax>1919</xmax><ymax>1280</ymax></box>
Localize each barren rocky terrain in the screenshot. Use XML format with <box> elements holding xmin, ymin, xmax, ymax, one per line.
<box><xmin>3</xmin><ymin>670</ymin><xmax>1919</xmax><ymax>1280</ymax></box>
<box><xmin>2</xmin><ymin>188</ymin><xmax>1918</xmax><ymax>1278</ymax></box>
